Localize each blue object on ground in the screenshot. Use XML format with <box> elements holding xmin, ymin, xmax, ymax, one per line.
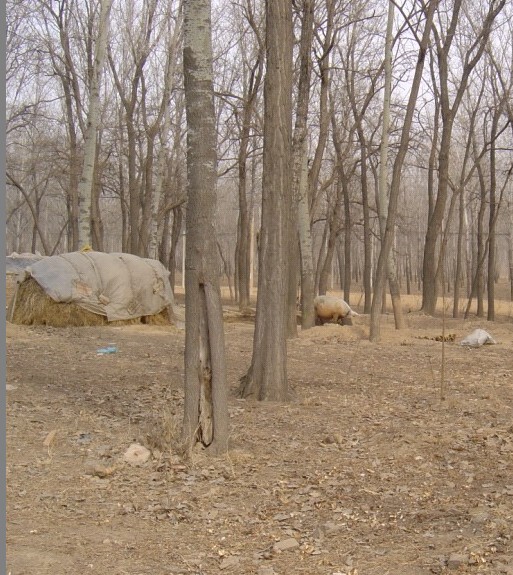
<box><xmin>97</xmin><ymin>346</ymin><xmax>118</xmax><ymax>355</ymax></box>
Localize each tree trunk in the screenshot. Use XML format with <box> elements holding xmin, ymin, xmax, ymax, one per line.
<box><xmin>377</xmin><ymin>1</ymin><xmax>404</xmax><ymax>330</ymax></box>
<box><xmin>149</xmin><ymin>17</ymin><xmax>182</xmax><ymax>259</ymax></box>
<box><xmin>453</xmin><ymin>185</ymin><xmax>466</xmax><ymax>317</ymax></box>
<box><xmin>370</xmin><ymin>0</ymin><xmax>439</xmax><ymax>342</ymax></box>
<box><xmin>422</xmin><ymin>0</ymin><xmax>506</xmax><ymax>314</ymax></box>
<box><xmin>451</xmin><ymin>88</ymin><xmax>484</xmax><ymax>317</ymax></box>
<box><xmin>77</xmin><ymin>0</ymin><xmax>112</xmax><ymax>250</ymax></box>
<box><xmin>308</xmin><ymin>0</ymin><xmax>334</xmax><ymax>218</ymax></box>
<box><xmin>287</xmin><ymin>0</ymin><xmax>315</xmax><ymax>336</ymax></box>
<box><xmin>168</xmin><ymin>206</ymin><xmax>183</xmax><ymax>293</ymax></box>
<box><xmin>330</xmin><ymin>113</ymin><xmax>355</xmax><ymax>304</ymax></box>
<box><xmin>239</xmin><ymin>0</ymin><xmax>293</xmax><ymax>401</ymax></box>
<box><xmin>487</xmin><ymin>106</ymin><xmax>500</xmax><ymax>321</ymax></box>
<box><xmin>298</xmin><ymin>152</ymin><xmax>316</xmax><ymax>329</ymax></box>
<box><xmin>91</xmin><ymin>144</ymin><xmax>104</xmax><ymax>251</ymax></box>
<box><xmin>318</xmin><ymin>180</ymin><xmax>343</xmax><ymax>295</ymax></box>
<box><xmin>107</xmin><ymin>3</ymin><xmax>157</xmax><ymax>256</ymax></box>
<box><xmin>357</xmin><ymin>130</ymin><xmax>372</xmax><ymax>313</ymax></box>
<box><xmin>342</xmin><ymin>178</ymin><xmax>352</xmax><ymax>302</ymax></box>
<box><xmin>6</xmin><ymin>172</ymin><xmax>51</xmax><ymax>255</ymax></box>
<box><xmin>509</xmin><ymin>195</ymin><xmax>513</xmax><ymax>301</ymax></box>
<box><xmin>182</xmin><ymin>0</ymin><xmax>228</xmax><ymax>454</ymax></box>
<box><xmin>315</xmin><ymin>222</ymin><xmax>328</xmax><ymax>295</ymax></box>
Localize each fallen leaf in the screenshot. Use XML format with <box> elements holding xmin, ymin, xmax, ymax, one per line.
<box><xmin>43</xmin><ymin>429</ymin><xmax>57</xmax><ymax>447</ymax></box>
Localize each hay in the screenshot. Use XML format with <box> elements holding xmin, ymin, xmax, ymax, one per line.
<box><xmin>6</xmin><ymin>274</ymin><xmax>17</xmax><ymax>309</ymax></box>
<box><xmin>9</xmin><ymin>277</ymin><xmax>171</xmax><ymax>327</ymax></box>
<box><xmin>141</xmin><ymin>307</ymin><xmax>172</xmax><ymax>325</ymax></box>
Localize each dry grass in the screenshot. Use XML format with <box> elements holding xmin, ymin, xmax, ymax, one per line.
<box><xmin>6</xmin><ymin>274</ymin><xmax>17</xmax><ymax>308</ymax></box>
<box><xmin>141</xmin><ymin>410</ymin><xmax>182</xmax><ymax>453</ymax></box>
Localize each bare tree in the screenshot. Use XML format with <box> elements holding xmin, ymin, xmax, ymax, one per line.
<box><xmin>233</xmin><ymin>1</ymin><xmax>265</xmax><ymax>311</ymax></box>
<box><xmin>182</xmin><ymin>0</ymin><xmax>229</xmax><ymax>454</ymax></box>
<box><xmin>376</xmin><ymin>1</ymin><xmax>404</xmax><ymax>330</ymax></box>
<box><xmin>77</xmin><ymin>0</ymin><xmax>112</xmax><ymax>249</ymax></box>
<box><xmin>450</xmin><ymin>82</ymin><xmax>486</xmax><ymax>317</ymax></box>
<box><xmin>6</xmin><ymin>0</ymin><xmax>513</xmax><ymax>314</ymax></box>
<box><xmin>370</xmin><ymin>0</ymin><xmax>439</xmax><ymax>342</ymax></box>
<box><xmin>421</xmin><ymin>0</ymin><xmax>507</xmax><ymax>315</ymax></box>
<box><xmin>239</xmin><ymin>0</ymin><xmax>293</xmax><ymax>400</ymax></box>
<box><xmin>308</xmin><ymin>0</ymin><xmax>337</xmax><ymax>224</ymax></box>
<box><xmin>342</xmin><ymin>12</ymin><xmax>384</xmax><ymax>314</ymax></box>
<box><xmin>107</xmin><ymin>0</ymin><xmax>161</xmax><ymax>255</ymax></box>
<box><xmin>36</xmin><ymin>0</ymin><xmax>88</xmax><ymax>250</ymax></box>
<box><xmin>293</xmin><ymin>0</ymin><xmax>316</xmax><ymax>331</ymax></box>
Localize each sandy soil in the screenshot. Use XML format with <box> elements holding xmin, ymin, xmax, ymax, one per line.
<box><xmin>6</xmin><ymin>292</ymin><xmax>513</xmax><ymax>575</ymax></box>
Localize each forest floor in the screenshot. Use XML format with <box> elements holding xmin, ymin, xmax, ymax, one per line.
<box><xmin>6</xmin><ymin>288</ymin><xmax>513</xmax><ymax>575</ymax></box>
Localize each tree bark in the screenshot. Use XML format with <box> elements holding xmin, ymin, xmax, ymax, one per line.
<box><xmin>236</xmin><ymin>1</ymin><xmax>264</xmax><ymax>311</ymax></box>
<box><xmin>487</xmin><ymin>105</ymin><xmax>501</xmax><ymax>321</ymax></box>
<box><xmin>149</xmin><ymin>13</ymin><xmax>182</xmax><ymax>259</ymax></box>
<box><xmin>377</xmin><ymin>1</ymin><xmax>404</xmax><ymax>330</ymax></box>
<box><xmin>77</xmin><ymin>0</ymin><xmax>112</xmax><ymax>250</ymax></box>
<box><xmin>239</xmin><ymin>0</ymin><xmax>293</xmax><ymax>401</ymax></box>
<box><xmin>182</xmin><ymin>0</ymin><xmax>229</xmax><ymax>454</ymax></box>
<box><xmin>298</xmin><ymin>152</ymin><xmax>316</xmax><ymax>329</ymax></box>
<box><xmin>290</xmin><ymin>0</ymin><xmax>315</xmax><ymax>333</ymax></box>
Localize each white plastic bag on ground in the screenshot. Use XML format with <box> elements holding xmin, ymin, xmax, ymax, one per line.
<box><xmin>460</xmin><ymin>329</ymin><xmax>496</xmax><ymax>347</ymax></box>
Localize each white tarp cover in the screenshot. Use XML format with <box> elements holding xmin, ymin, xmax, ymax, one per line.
<box><xmin>18</xmin><ymin>251</ymin><xmax>174</xmax><ymax>321</ymax></box>
<box><xmin>6</xmin><ymin>253</ymin><xmax>45</xmax><ymax>274</ymax></box>
<box><xmin>460</xmin><ymin>329</ymin><xmax>497</xmax><ymax>347</ymax></box>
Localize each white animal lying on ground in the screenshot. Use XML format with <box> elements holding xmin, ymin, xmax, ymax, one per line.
<box><xmin>314</xmin><ymin>295</ymin><xmax>359</xmax><ymax>325</ymax></box>
<box><xmin>460</xmin><ymin>329</ymin><xmax>496</xmax><ymax>347</ymax></box>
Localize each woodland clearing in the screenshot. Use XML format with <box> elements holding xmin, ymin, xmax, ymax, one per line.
<box><xmin>6</xmin><ymin>288</ymin><xmax>513</xmax><ymax>575</ymax></box>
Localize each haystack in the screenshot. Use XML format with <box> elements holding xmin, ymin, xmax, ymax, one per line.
<box><xmin>8</xmin><ymin>278</ymin><xmax>171</xmax><ymax>327</ymax></box>
<box><xmin>8</xmin><ymin>251</ymin><xmax>175</xmax><ymax>327</ymax></box>
<box><xmin>6</xmin><ymin>252</ymin><xmax>45</xmax><ymax>309</ymax></box>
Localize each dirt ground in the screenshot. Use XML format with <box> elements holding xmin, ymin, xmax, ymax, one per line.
<box><xmin>6</xmin><ymin>290</ymin><xmax>513</xmax><ymax>575</ymax></box>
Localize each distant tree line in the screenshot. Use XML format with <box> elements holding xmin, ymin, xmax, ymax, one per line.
<box><xmin>6</xmin><ymin>0</ymin><xmax>513</xmax><ymax>321</ymax></box>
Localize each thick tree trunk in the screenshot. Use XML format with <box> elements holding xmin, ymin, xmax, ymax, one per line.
<box><xmin>182</xmin><ymin>0</ymin><xmax>228</xmax><ymax>454</ymax></box>
<box><xmin>239</xmin><ymin>0</ymin><xmax>293</xmax><ymax>401</ymax></box>
<box><xmin>451</xmin><ymin>94</ymin><xmax>482</xmax><ymax>317</ymax></box>
<box><xmin>422</xmin><ymin>121</ymin><xmax>453</xmax><ymax>314</ymax></box>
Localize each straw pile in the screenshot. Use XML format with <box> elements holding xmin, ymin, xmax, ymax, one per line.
<box><xmin>8</xmin><ymin>278</ymin><xmax>171</xmax><ymax>327</ymax></box>
<box><xmin>6</xmin><ymin>274</ymin><xmax>17</xmax><ymax>309</ymax></box>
